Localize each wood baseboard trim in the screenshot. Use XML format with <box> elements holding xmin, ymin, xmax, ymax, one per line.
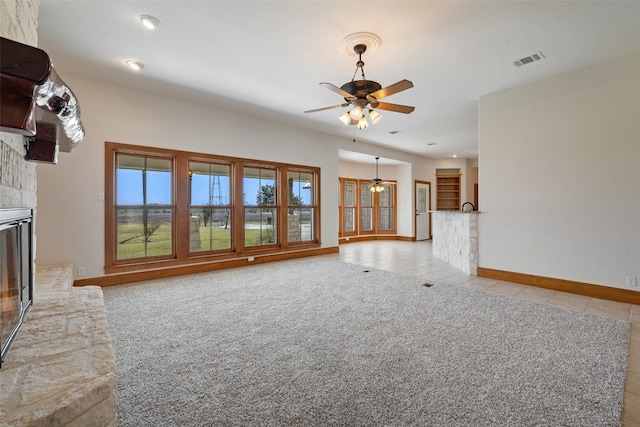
<box><xmin>477</xmin><ymin>267</ymin><xmax>640</xmax><ymax>305</ymax></box>
<box><xmin>75</xmin><ymin>246</ymin><xmax>339</xmax><ymax>288</ymax></box>
<box><xmin>339</xmin><ymin>235</ymin><xmax>415</xmax><ymax>244</ymax></box>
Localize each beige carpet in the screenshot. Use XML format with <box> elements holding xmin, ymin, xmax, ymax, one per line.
<box><xmin>103</xmin><ymin>257</ymin><xmax>629</xmax><ymax>426</ymax></box>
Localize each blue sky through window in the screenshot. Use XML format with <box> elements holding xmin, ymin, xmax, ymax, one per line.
<box><xmin>117</xmin><ymin>169</ymin><xmax>171</xmax><ymax>205</ymax></box>
<box><xmin>118</xmin><ymin>169</ymin><xmax>312</xmax><ymax>205</ymax></box>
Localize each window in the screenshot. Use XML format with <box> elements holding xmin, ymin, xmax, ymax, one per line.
<box><xmin>340</xmin><ymin>179</ymin><xmax>357</xmax><ymax>235</ymax></box>
<box><xmin>189</xmin><ymin>161</ymin><xmax>232</xmax><ymax>252</ymax></box>
<box><xmin>106</xmin><ymin>143</ymin><xmax>320</xmax><ymax>273</ymax></box>
<box><xmin>115</xmin><ymin>154</ymin><xmax>173</xmax><ymax>260</ymax></box>
<box><xmin>359</xmin><ymin>182</ymin><xmax>374</xmax><ymax>233</ymax></box>
<box><xmin>243</xmin><ymin>166</ymin><xmax>277</xmax><ymax>247</ymax></box>
<box><xmin>287</xmin><ymin>171</ymin><xmax>315</xmax><ymax>243</ymax></box>
<box><xmin>378</xmin><ymin>184</ymin><xmax>394</xmax><ymax>231</ymax></box>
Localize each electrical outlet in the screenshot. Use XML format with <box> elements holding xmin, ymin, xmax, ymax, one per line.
<box><xmin>77</xmin><ymin>267</ymin><xmax>85</xmax><ymax>277</ymax></box>
<box><xmin>627</xmin><ymin>276</ymin><xmax>637</xmax><ymax>287</ymax></box>
<box><xmin>248</xmin><ymin>256</ymin><xmax>255</xmax><ymax>262</ymax></box>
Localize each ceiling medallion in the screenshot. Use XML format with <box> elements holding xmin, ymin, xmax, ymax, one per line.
<box><xmin>340</xmin><ymin>32</ymin><xmax>382</xmax><ymax>57</ymax></box>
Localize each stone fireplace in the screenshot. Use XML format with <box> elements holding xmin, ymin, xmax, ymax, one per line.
<box><xmin>0</xmin><ymin>2</ymin><xmax>117</xmax><ymax>425</ymax></box>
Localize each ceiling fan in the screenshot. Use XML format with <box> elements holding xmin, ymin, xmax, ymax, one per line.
<box><xmin>304</xmin><ymin>44</ymin><xmax>415</xmax><ymax>129</ymax></box>
<box><xmin>369</xmin><ymin>157</ymin><xmax>393</xmax><ymax>192</ymax></box>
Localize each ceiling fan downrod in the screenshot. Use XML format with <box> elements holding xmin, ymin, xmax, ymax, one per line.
<box><xmin>352</xmin><ymin>44</ymin><xmax>367</xmax><ymax>81</ymax></box>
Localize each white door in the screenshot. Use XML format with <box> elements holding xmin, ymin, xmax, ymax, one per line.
<box><xmin>415</xmin><ymin>181</ymin><xmax>431</xmax><ymax>240</ymax></box>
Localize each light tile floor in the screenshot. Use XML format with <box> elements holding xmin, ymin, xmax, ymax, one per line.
<box><xmin>332</xmin><ymin>240</ymin><xmax>640</xmax><ymax>426</ymax></box>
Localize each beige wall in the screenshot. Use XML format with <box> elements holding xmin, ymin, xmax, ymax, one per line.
<box><xmin>0</xmin><ymin>0</ymin><xmax>39</xmax><ymax>209</ymax></box>
<box><xmin>35</xmin><ymin>73</ymin><xmax>434</xmax><ymax>278</ymax></box>
<box><xmin>479</xmin><ymin>52</ymin><xmax>640</xmax><ymax>289</ymax></box>
<box><xmin>337</xmin><ymin>146</ymin><xmax>436</xmax><ymax>238</ymax></box>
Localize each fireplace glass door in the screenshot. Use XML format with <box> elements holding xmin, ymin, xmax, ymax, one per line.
<box><xmin>0</xmin><ymin>223</ymin><xmax>20</xmax><ymax>362</ymax></box>
<box><xmin>0</xmin><ymin>209</ymin><xmax>33</xmax><ymax>367</ymax></box>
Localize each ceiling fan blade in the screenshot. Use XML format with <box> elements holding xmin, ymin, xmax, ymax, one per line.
<box><xmin>320</xmin><ymin>82</ymin><xmax>357</xmax><ymax>101</ymax></box>
<box><xmin>368</xmin><ymin>79</ymin><xmax>414</xmax><ymax>100</ymax></box>
<box><xmin>376</xmin><ymin>102</ymin><xmax>415</xmax><ymax>114</ymax></box>
<box><xmin>304</xmin><ymin>103</ymin><xmax>349</xmax><ymax>114</ymax></box>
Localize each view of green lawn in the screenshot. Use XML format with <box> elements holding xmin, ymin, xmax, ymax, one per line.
<box><xmin>117</xmin><ymin>221</ymin><xmax>275</xmax><ymax>258</ymax></box>
<box><xmin>117</xmin><ymin>221</ymin><xmax>172</xmax><ymax>259</ymax></box>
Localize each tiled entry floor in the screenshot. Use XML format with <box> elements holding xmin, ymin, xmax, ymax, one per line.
<box><xmin>333</xmin><ymin>240</ymin><xmax>640</xmax><ymax>426</ymax></box>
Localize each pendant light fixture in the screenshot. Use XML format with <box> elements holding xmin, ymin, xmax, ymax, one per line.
<box><xmin>370</xmin><ymin>157</ymin><xmax>385</xmax><ymax>192</ymax></box>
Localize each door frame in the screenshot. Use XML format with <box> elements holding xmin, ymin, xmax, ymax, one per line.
<box><xmin>414</xmin><ymin>180</ymin><xmax>431</xmax><ymax>240</ymax></box>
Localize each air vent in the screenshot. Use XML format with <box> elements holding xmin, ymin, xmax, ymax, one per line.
<box><xmin>513</xmin><ymin>51</ymin><xmax>546</xmax><ymax>67</ymax></box>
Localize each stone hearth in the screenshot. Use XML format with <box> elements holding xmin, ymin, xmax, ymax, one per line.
<box><xmin>0</xmin><ymin>264</ymin><xmax>116</xmax><ymax>426</ymax></box>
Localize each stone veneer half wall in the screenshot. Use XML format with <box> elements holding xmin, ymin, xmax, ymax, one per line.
<box><xmin>432</xmin><ymin>211</ymin><xmax>479</xmax><ymax>275</ymax></box>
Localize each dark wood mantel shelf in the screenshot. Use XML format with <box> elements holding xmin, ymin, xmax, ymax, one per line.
<box><xmin>0</xmin><ymin>36</ymin><xmax>84</xmax><ymax>163</ymax></box>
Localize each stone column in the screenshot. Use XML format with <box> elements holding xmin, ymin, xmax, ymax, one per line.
<box><xmin>432</xmin><ymin>211</ymin><xmax>479</xmax><ymax>275</ymax></box>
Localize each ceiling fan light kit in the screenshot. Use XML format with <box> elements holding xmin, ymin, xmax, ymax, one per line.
<box><xmin>349</xmin><ymin>105</ymin><xmax>364</xmax><ymax>120</ymax></box>
<box><xmin>369</xmin><ymin>109</ymin><xmax>383</xmax><ymax>124</ymax></box>
<box><xmin>305</xmin><ymin>33</ymin><xmax>414</xmax><ymax>129</ymax></box>
<box><xmin>357</xmin><ymin>117</ymin><xmax>369</xmax><ymax>130</ymax></box>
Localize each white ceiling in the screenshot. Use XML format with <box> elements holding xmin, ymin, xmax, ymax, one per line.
<box><xmin>37</xmin><ymin>1</ymin><xmax>640</xmax><ymax>164</ymax></box>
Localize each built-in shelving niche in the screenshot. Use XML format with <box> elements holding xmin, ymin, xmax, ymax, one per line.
<box><xmin>436</xmin><ymin>168</ymin><xmax>461</xmax><ymax>211</ymax></box>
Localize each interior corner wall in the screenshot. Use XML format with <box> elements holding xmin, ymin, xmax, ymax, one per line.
<box><xmin>396</xmin><ymin>163</ymin><xmax>413</xmax><ymax>237</ymax></box>
<box><xmin>35</xmin><ymin>73</ymin><xmax>343</xmax><ymax>279</ymax></box>
<box><xmin>0</xmin><ymin>0</ymin><xmax>39</xmax><ymax>209</ymax></box>
<box><xmin>478</xmin><ymin>52</ymin><xmax>640</xmax><ymax>289</ymax></box>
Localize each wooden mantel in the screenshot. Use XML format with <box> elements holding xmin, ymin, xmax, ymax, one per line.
<box><xmin>0</xmin><ymin>36</ymin><xmax>84</xmax><ymax>163</ymax></box>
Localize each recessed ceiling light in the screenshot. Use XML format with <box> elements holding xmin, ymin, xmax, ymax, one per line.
<box><xmin>426</xmin><ymin>142</ymin><xmax>437</xmax><ymax>146</ymax></box>
<box><xmin>388</xmin><ymin>130</ymin><xmax>400</xmax><ymax>135</ymax></box>
<box><xmin>125</xmin><ymin>60</ymin><xmax>144</xmax><ymax>71</ymax></box>
<box><xmin>139</xmin><ymin>15</ymin><xmax>160</xmax><ymax>30</ymax></box>
<box><xmin>452</xmin><ymin>154</ymin><xmax>458</xmax><ymax>158</ymax></box>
